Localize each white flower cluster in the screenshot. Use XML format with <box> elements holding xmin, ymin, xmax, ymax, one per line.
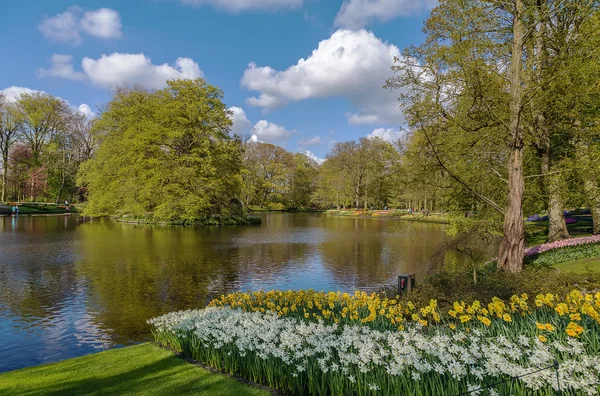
<box><xmin>149</xmin><ymin>307</ymin><xmax>600</xmax><ymax>395</ymax></box>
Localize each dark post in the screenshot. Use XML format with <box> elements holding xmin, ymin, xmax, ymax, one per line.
<box><xmin>398</xmin><ymin>274</ymin><xmax>416</xmax><ymax>294</ymax></box>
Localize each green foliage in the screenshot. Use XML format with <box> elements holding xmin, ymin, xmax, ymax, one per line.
<box><xmin>315</xmin><ymin>137</ymin><xmax>399</xmax><ymax>209</ymax></box>
<box><xmin>241</xmin><ymin>142</ymin><xmax>318</xmax><ymax>211</ymax></box>
<box><xmin>79</xmin><ymin>79</ymin><xmax>243</xmax><ymax>224</ymax></box>
<box><xmin>394</xmin><ymin>267</ymin><xmax>600</xmax><ymax>309</ymax></box>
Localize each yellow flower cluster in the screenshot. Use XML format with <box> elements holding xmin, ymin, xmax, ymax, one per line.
<box><xmin>536</xmin><ymin>290</ymin><xmax>600</xmax><ymax>323</ymax></box>
<box><xmin>566</xmin><ymin>321</ymin><xmax>585</xmax><ymax>337</ymax></box>
<box><xmin>209</xmin><ymin>290</ymin><xmax>440</xmax><ymax>329</ymax></box>
<box><xmin>209</xmin><ymin>289</ymin><xmax>600</xmax><ymax>335</ymax></box>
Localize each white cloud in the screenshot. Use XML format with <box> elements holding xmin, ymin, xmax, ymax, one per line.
<box><xmin>38</xmin><ymin>7</ymin><xmax>122</xmax><ymax>45</ymax></box>
<box><xmin>180</xmin><ymin>0</ymin><xmax>302</xmax><ymax>12</ymax></box>
<box><xmin>39</xmin><ymin>53</ymin><xmax>203</xmax><ymax>90</ymax></box>
<box><xmin>335</xmin><ymin>0</ymin><xmax>438</xmax><ymax>30</ymax></box>
<box><xmin>38</xmin><ymin>7</ymin><xmax>82</xmax><ymax>45</ymax></box>
<box><xmin>367</xmin><ymin>127</ymin><xmax>401</xmax><ymax>143</ymax></box>
<box><xmin>37</xmin><ymin>54</ymin><xmax>86</xmax><ymax>80</ymax></box>
<box><xmin>78</xmin><ymin>103</ymin><xmax>96</xmax><ymax>119</ymax></box>
<box><xmin>251</xmin><ymin>120</ymin><xmax>292</xmax><ymax>144</ymax></box>
<box><xmin>298</xmin><ymin>136</ymin><xmax>323</xmax><ymax>146</ymax></box>
<box><xmin>241</xmin><ymin>29</ymin><xmax>404</xmax><ymax>125</ymax></box>
<box><xmin>83</xmin><ymin>54</ymin><xmax>202</xmax><ymax>89</ymax></box>
<box><xmin>304</xmin><ymin>150</ymin><xmax>325</xmax><ymax>165</ymax></box>
<box><xmin>80</xmin><ymin>8</ymin><xmax>122</xmax><ymax>39</ymax></box>
<box><xmin>228</xmin><ymin>106</ymin><xmax>252</xmax><ymax>135</ymax></box>
<box><xmin>0</xmin><ymin>86</ymin><xmax>42</xmax><ymax>102</ymax></box>
<box><xmin>245</xmin><ymin>93</ymin><xmax>287</xmax><ymax>110</ymax></box>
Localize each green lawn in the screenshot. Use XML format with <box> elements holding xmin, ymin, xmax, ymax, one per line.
<box><xmin>555</xmin><ymin>257</ymin><xmax>600</xmax><ymax>274</ymax></box>
<box><xmin>0</xmin><ymin>343</ymin><xmax>271</xmax><ymax>396</ymax></box>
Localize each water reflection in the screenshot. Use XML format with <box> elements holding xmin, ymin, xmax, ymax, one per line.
<box><xmin>0</xmin><ymin>213</ymin><xmax>454</xmax><ymax>372</ymax></box>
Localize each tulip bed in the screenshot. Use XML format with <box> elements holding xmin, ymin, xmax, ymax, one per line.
<box><xmin>149</xmin><ymin>290</ymin><xmax>600</xmax><ymax>395</ymax></box>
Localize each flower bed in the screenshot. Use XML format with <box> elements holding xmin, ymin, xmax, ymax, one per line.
<box><xmin>485</xmin><ymin>235</ymin><xmax>600</xmax><ymax>268</ymax></box>
<box><xmin>150</xmin><ymin>290</ymin><xmax>600</xmax><ymax>395</ymax></box>
<box><xmin>526</xmin><ymin>236</ymin><xmax>600</xmax><ymax>257</ymax></box>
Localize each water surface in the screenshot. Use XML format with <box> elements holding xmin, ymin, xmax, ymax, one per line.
<box><xmin>0</xmin><ymin>213</ymin><xmax>449</xmax><ymax>372</ymax></box>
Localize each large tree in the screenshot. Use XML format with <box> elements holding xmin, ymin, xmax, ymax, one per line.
<box><xmin>79</xmin><ymin>79</ymin><xmax>243</xmax><ymax>223</ymax></box>
<box><xmin>387</xmin><ymin>0</ymin><xmax>599</xmax><ymax>272</ymax></box>
<box><xmin>0</xmin><ymin>96</ymin><xmax>23</xmax><ymax>202</ymax></box>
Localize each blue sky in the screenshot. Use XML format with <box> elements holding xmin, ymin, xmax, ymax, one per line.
<box><xmin>0</xmin><ymin>0</ymin><xmax>434</xmax><ymax>161</ymax></box>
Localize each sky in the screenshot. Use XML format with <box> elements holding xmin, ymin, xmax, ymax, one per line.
<box><xmin>0</xmin><ymin>0</ymin><xmax>436</xmax><ymax>162</ymax></box>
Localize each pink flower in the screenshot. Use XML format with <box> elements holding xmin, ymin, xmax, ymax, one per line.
<box><xmin>485</xmin><ymin>235</ymin><xmax>600</xmax><ymax>265</ymax></box>
<box><xmin>524</xmin><ymin>235</ymin><xmax>600</xmax><ymax>257</ymax></box>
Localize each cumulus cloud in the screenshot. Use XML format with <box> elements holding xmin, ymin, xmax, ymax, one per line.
<box><xmin>367</xmin><ymin>127</ymin><xmax>402</xmax><ymax>143</ymax></box>
<box><xmin>38</xmin><ymin>6</ymin><xmax>122</xmax><ymax>45</ymax></box>
<box><xmin>0</xmin><ymin>86</ymin><xmax>42</xmax><ymax>102</ymax></box>
<box><xmin>335</xmin><ymin>0</ymin><xmax>438</xmax><ymax>30</ymax></box>
<box><xmin>241</xmin><ymin>29</ymin><xmax>404</xmax><ymax>125</ymax></box>
<box><xmin>228</xmin><ymin>106</ymin><xmax>252</xmax><ymax>135</ymax></box>
<box><xmin>79</xmin><ymin>8</ymin><xmax>122</xmax><ymax>39</ymax></box>
<box><xmin>250</xmin><ymin>120</ymin><xmax>292</xmax><ymax>144</ymax></box>
<box><xmin>37</xmin><ymin>54</ymin><xmax>86</xmax><ymax>80</ymax></box>
<box><xmin>245</xmin><ymin>93</ymin><xmax>287</xmax><ymax>111</ymax></box>
<box><xmin>78</xmin><ymin>103</ymin><xmax>96</xmax><ymax>119</ymax></box>
<box><xmin>38</xmin><ymin>53</ymin><xmax>203</xmax><ymax>90</ymax></box>
<box><xmin>180</xmin><ymin>0</ymin><xmax>302</xmax><ymax>12</ymax></box>
<box><xmin>298</xmin><ymin>136</ymin><xmax>323</xmax><ymax>147</ymax></box>
<box><xmin>304</xmin><ymin>150</ymin><xmax>325</xmax><ymax>165</ymax></box>
<box><xmin>82</xmin><ymin>54</ymin><xmax>202</xmax><ymax>89</ymax></box>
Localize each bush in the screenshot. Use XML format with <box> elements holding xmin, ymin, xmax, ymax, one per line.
<box><xmin>390</xmin><ymin>267</ymin><xmax>600</xmax><ymax>309</ymax></box>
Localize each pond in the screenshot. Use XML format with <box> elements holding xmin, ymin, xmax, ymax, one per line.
<box><xmin>0</xmin><ymin>213</ymin><xmax>451</xmax><ymax>372</ymax></box>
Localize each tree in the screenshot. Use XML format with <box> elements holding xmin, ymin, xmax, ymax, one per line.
<box><xmin>316</xmin><ymin>138</ymin><xmax>399</xmax><ymax>210</ymax></box>
<box><xmin>387</xmin><ymin>0</ymin><xmax>599</xmax><ymax>272</ymax></box>
<box><xmin>17</xmin><ymin>92</ymin><xmax>69</xmax><ymax>164</ymax></box>
<box><xmin>0</xmin><ymin>96</ymin><xmax>23</xmax><ymax>202</ymax></box>
<box><xmin>287</xmin><ymin>153</ymin><xmax>319</xmax><ymax>209</ymax></box>
<box><xmin>78</xmin><ymin>79</ymin><xmax>242</xmax><ymax>224</ymax></box>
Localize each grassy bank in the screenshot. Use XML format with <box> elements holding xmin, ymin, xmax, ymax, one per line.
<box><xmin>0</xmin><ymin>343</ymin><xmax>270</xmax><ymax>396</ymax></box>
<box><xmin>0</xmin><ymin>203</ymin><xmax>76</xmax><ymax>215</ymax></box>
<box><xmin>556</xmin><ymin>257</ymin><xmax>600</xmax><ymax>273</ymax></box>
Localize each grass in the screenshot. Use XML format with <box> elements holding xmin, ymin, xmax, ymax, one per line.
<box><xmin>0</xmin><ymin>343</ymin><xmax>271</xmax><ymax>396</ymax></box>
<box><xmin>556</xmin><ymin>256</ymin><xmax>600</xmax><ymax>274</ymax></box>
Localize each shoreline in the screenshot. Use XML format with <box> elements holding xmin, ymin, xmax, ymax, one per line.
<box><xmin>325</xmin><ymin>210</ymin><xmax>450</xmax><ymax>224</ymax></box>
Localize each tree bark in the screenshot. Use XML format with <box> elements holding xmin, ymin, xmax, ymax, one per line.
<box><xmin>498</xmin><ymin>0</ymin><xmax>525</xmax><ymax>273</ymax></box>
<box><xmin>1</xmin><ymin>151</ymin><xmax>7</xmax><ymax>202</ymax></box>
<box><xmin>583</xmin><ymin>178</ymin><xmax>600</xmax><ymax>235</ymax></box>
<box><xmin>540</xmin><ymin>147</ymin><xmax>570</xmax><ymax>242</ymax></box>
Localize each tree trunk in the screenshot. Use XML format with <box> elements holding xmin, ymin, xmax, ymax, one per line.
<box><xmin>541</xmin><ymin>148</ymin><xmax>570</xmax><ymax>242</ymax></box>
<box><xmin>498</xmin><ymin>0</ymin><xmax>525</xmax><ymax>273</ymax></box>
<box><xmin>1</xmin><ymin>152</ymin><xmax>7</xmax><ymax>202</ymax></box>
<box><xmin>583</xmin><ymin>178</ymin><xmax>600</xmax><ymax>235</ymax></box>
<box><xmin>547</xmin><ymin>172</ymin><xmax>570</xmax><ymax>242</ymax></box>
